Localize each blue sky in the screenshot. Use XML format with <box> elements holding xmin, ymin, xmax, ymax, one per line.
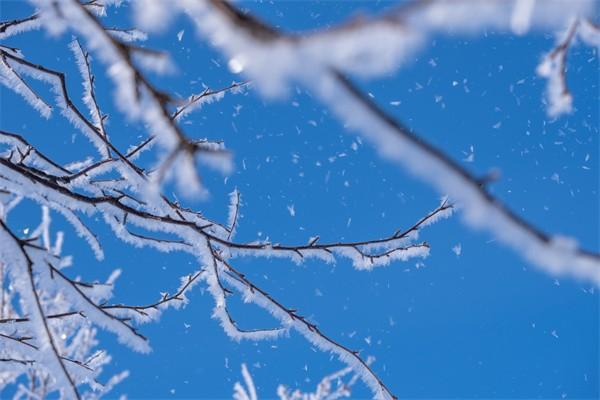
<box><xmin>0</xmin><ymin>1</ymin><xmax>598</xmax><ymax>399</ymax></box>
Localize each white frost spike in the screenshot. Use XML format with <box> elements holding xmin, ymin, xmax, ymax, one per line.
<box><xmin>233</xmin><ymin>364</ymin><xmax>257</xmax><ymax>400</ymax></box>
<box><xmin>53</xmin><ymin>231</ymin><xmax>64</xmax><ymax>256</ymax></box>
<box><xmin>40</xmin><ymin>206</ymin><xmax>51</xmax><ymax>251</ymax></box>
<box><xmin>69</xmin><ymin>39</ymin><xmax>106</xmax><ymax>144</ymax></box>
<box><xmin>106</xmin><ymin>269</ymin><xmax>122</xmax><ymax>285</ymax></box>
<box><xmin>227</xmin><ymin>189</ymin><xmax>241</xmax><ymax>240</ymax></box>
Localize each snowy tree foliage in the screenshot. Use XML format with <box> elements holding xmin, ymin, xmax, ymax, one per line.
<box><xmin>0</xmin><ymin>0</ymin><xmax>598</xmax><ymax>399</ymax></box>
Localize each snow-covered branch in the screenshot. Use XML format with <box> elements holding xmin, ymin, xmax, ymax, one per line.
<box><xmin>0</xmin><ymin>10</ymin><xmax>454</xmax><ymax>395</ymax></box>
<box><xmin>178</xmin><ymin>0</ymin><xmax>600</xmax><ymax>285</ymax></box>
<box><xmin>4</xmin><ymin>0</ymin><xmax>593</xmax><ymax>398</ymax></box>
<box><xmin>0</xmin><ymin>214</ymin><xmax>125</xmax><ymax>399</ymax></box>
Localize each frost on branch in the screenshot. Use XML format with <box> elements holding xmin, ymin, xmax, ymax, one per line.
<box><xmin>24</xmin><ymin>0</ymin><xmax>237</xmax><ymax>196</ymax></box>
<box><xmin>180</xmin><ymin>0</ymin><xmax>600</xmax><ymax>285</ymax></box>
<box><xmin>0</xmin><ymin>54</ymin><xmax>52</xmax><ymax>119</ymax></box>
<box><xmin>0</xmin><ymin>4</ymin><xmax>455</xmax><ymax>397</ymax></box>
<box><xmin>536</xmin><ymin>18</ymin><xmax>599</xmax><ymax>118</ymax></box>
<box><xmin>536</xmin><ymin>20</ymin><xmax>578</xmax><ymax>117</ymax></box>
<box><xmin>4</xmin><ymin>0</ymin><xmax>597</xmax><ymax>398</ymax></box>
<box><xmin>0</xmin><ymin>206</ymin><xmax>126</xmax><ymax>399</ymax></box>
